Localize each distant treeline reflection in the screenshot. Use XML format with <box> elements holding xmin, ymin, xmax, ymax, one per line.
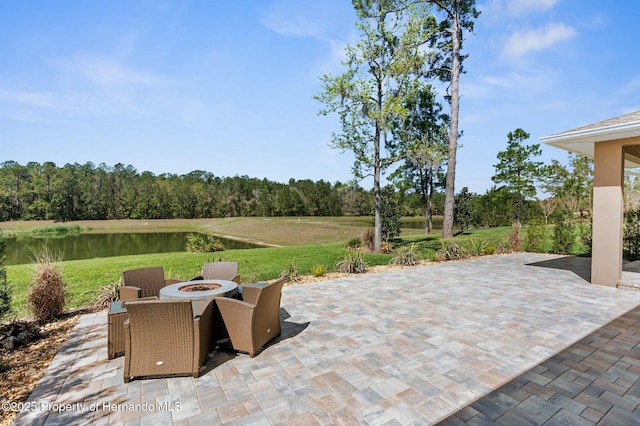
<box><xmin>4</xmin><ymin>232</ymin><xmax>260</xmax><ymax>265</ymax></box>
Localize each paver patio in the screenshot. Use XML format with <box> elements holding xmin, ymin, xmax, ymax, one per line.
<box><xmin>12</xmin><ymin>253</ymin><xmax>640</xmax><ymax>425</ymax></box>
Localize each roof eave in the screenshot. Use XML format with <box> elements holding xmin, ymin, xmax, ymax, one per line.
<box><xmin>540</xmin><ymin>121</ymin><xmax>640</xmax><ymax>148</ymax></box>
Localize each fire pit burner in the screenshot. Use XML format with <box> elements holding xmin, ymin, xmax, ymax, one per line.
<box><xmin>178</xmin><ymin>283</ymin><xmax>222</xmax><ymax>292</ymax></box>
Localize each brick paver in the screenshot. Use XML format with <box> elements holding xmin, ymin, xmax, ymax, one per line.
<box><xmin>13</xmin><ymin>253</ymin><xmax>640</xmax><ymax>425</ymax></box>
<box><xmin>437</xmin><ymin>303</ymin><xmax>640</xmax><ymax>425</ymax></box>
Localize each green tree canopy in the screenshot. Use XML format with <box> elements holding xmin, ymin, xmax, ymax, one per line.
<box><xmin>316</xmin><ymin>0</ymin><xmax>436</xmax><ymax>251</ymax></box>
<box><xmin>390</xmin><ymin>84</ymin><xmax>448</xmax><ymax>234</ymax></box>
<box><xmin>542</xmin><ymin>153</ymin><xmax>593</xmax><ymax>218</ymax></box>
<box><xmin>492</xmin><ymin>128</ymin><xmax>545</xmax><ymax>222</ymax></box>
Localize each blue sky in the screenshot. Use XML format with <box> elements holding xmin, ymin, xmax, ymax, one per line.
<box><xmin>1</xmin><ymin>0</ymin><xmax>639</xmax><ymax>194</ymax></box>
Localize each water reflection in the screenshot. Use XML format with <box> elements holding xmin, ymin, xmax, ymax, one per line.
<box><xmin>401</xmin><ymin>217</ymin><xmax>443</xmax><ymax>230</ymax></box>
<box><xmin>4</xmin><ymin>232</ymin><xmax>259</xmax><ymax>265</ymax></box>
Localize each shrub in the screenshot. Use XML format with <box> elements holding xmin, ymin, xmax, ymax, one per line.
<box><xmin>509</xmin><ymin>220</ymin><xmax>522</xmax><ymax>252</ymax></box>
<box><xmin>525</xmin><ymin>220</ymin><xmax>546</xmax><ymax>253</ymax></box>
<box><xmin>0</xmin><ymin>280</ymin><xmax>11</xmax><ymax>320</ymax></box>
<box><xmin>436</xmin><ymin>241</ymin><xmax>469</xmax><ymax>261</ymax></box>
<box><xmin>0</xmin><ymin>235</ymin><xmax>12</xmax><ymax>319</ymax></box>
<box><xmin>380</xmin><ymin>241</ymin><xmax>393</xmax><ymax>254</ymax></box>
<box><xmin>624</xmin><ymin>209</ymin><xmax>640</xmax><ymax>261</ymax></box>
<box><xmin>484</xmin><ymin>244</ymin><xmax>497</xmax><ymax>255</ymax></box>
<box><xmin>336</xmin><ymin>248</ymin><xmax>367</xmax><ymax>273</ymax></box>
<box><xmin>390</xmin><ymin>244</ymin><xmax>418</xmax><ymax>266</ymax></box>
<box><xmin>579</xmin><ymin>223</ymin><xmax>592</xmax><ymax>255</ymax></box>
<box><xmin>311</xmin><ymin>263</ymin><xmax>326</xmax><ymax>277</ymax></box>
<box><xmin>280</xmin><ymin>258</ymin><xmax>299</xmax><ymax>282</ymax></box>
<box><xmin>381</xmin><ymin>185</ymin><xmax>401</xmax><ymax>241</ymax></box>
<box><xmin>344</xmin><ymin>237</ymin><xmax>362</xmax><ymax>249</ymax></box>
<box><xmin>361</xmin><ymin>228</ymin><xmax>375</xmax><ymax>251</ymax></box>
<box><xmin>552</xmin><ymin>222</ymin><xmax>575</xmax><ymax>254</ymax></box>
<box><xmin>553</xmin><ymin>211</ymin><xmax>576</xmax><ymax>254</ymax></box>
<box><xmin>494</xmin><ymin>240</ymin><xmax>511</xmax><ymax>254</ymax></box>
<box><xmin>28</xmin><ymin>251</ymin><xmax>67</xmax><ymax>321</ymax></box>
<box><xmin>185</xmin><ymin>233</ymin><xmax>225</xmax><ymax>253</ymax></box>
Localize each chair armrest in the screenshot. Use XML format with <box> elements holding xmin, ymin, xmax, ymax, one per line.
<box><xmin>193</xmin><ymin>299</ymin><xmax>215</xmax><ymax>370</ymax></box>
<box><xmin>120</xmin><ymin>286</ymin><xmax>141</xmax><ymax>301</ymax></box>
<box><xmin>216</xmin><ymin>298</ymin><xmax>256</xmax><ymax>322</ymax></box>
<box><xmin>165</xmin><ymin>278</ymin><xmax>183</xmax><ymax>285</ymax></box>
<box><xmin>215</xmin><ymin>298</ymin><xmax>257</xmax><ymax>354</ymax></box>
<box><xmin>231</xmin><ymin>274</ymin><xmax>241</xmax><ymax>284</ymax></box>
<box><xmin>188</xmin><ymin>275</ymin><xmax>204</xmax><ymax>281</ymax></box>
<box><xmin>241</xmin><ymin>285</ymin><xmax>265</xmax><ymax>305</ymax></box>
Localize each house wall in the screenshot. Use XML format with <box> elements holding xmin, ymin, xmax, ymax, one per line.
<box><xmin>591</xmin><ymin>137</ymin><xmax>640</xmax><ymax>286</ymax></box>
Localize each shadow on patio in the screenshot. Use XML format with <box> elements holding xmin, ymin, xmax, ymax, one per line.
<box><xmin>437</xmin><ymin>304</ymin><xmax>640</xmax><ymax>425</ymax></box>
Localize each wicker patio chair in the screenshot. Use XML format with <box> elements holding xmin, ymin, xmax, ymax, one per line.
<box><xmin>123</xmin><ymin>299</ymin><xmax>215</xmax><ymax>383</ymax></box>
<box><xmin>120</xmin><ymin>266</ymin><xmax>182</xmax><ymax>300</ymax></box>
<box><xmin>190</xmin><ymin>261</ymin><xmax>240</xmax><ymax>284</ymax></box>
<box><xmin>215</xmin><ymin>277</ymin><xmax>286</xmax><ymax>357</ymax></box>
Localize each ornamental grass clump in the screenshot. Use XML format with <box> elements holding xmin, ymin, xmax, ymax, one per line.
<box><xmin>91</xmin><ymin>281</ymin><xmax>121</xmax><ymax>310</ymax></box>
<box><xmin>466</xmin><ymin>239</ymin><xmax>488</xmax><ymax>257</ymax></box>
<box><xmin>390</xmin><ymin>244</ymin><xmax>418</xmax><ymax>266</ymax></box>
<box><xmin>280</xmin><ymin>258</ymin><xmax>299</xmax><ymax>282</ymax></box>
<box><xmin>311</xmin><ymin>263</ymin><xmax>326</xmax><ymax>277</ymax></box>
<box><xmin>28</xmin><ymin>251</ymin><xmax>67</xmax><ymax>322</ymax></box>
<box><xmin>361</xmin><ymin>228</ymin><xmax>375</xmax><ymax>251</ymax></box>
<box><xmin>436</xmin><ymin>241</ymin><xmax>468</xmax><ymax>261</ymax></box>
<box><xmin>336</xmin><ymin>248</ymin><xmax>367</xmax><ymax>273</ymax></box>
<box><xmin>509</xmin><ymin>220</ymin><xmax>523</xmax><ymax>252</ymax></box>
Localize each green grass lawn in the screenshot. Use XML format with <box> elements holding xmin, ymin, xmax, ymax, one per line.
<box><xmin>5</xmin><ymin>242</ymin><xmax>396</xmax><ymax>317</ymax></box>
<box><xmin>4</xmin><ymin>222</ymin><xmax>588</xmax><ymax>319</ymax></box>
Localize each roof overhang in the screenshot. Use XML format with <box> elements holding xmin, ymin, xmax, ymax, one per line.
<box><xmin>540</xmin><ymin>114</ymin><xmax>640</xmax><ymax>169</ymax></box>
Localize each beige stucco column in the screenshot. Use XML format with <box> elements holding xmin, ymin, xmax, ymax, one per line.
<box><xmin>591</xmin><ymin>141</ymin><xmax>624</xmax><ymax>286</ymax></box>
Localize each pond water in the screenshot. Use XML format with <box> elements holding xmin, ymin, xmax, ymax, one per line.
<box><xmin>4</xmin><ymin>232</ymin><xmax>259</xmax><ymax>265</ymax></box>
<box><xmin>401</xmin><ymin>217</ymin><xmax>443</xmax><ymax>230</ymax></box>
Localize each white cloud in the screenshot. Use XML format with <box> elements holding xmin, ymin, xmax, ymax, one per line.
<box><xmin>65</xmin><ymin>55</ymin><xmax>167</xmax><ymax>89</ymax></box>
<box><xmin>0</xmin><ymin>89</ymin><xmax>56</xmax><ymax>108</ymax></box>
<box><xmin>463</xmin><ymin>68</ymin><xmax>556</xmax><ymax>100</ymax></box>
<box><xmin>507</xmin><ymin>0</ymin><xmax>559</xmax><ymax>15</ymax></box>
<box><xmin>482</xmin><ymin>0</ymin><xmax>559</xmax><ymax>17</ymax></box>
<box><xmin>503</xmin><ymin>23</ymin><xmax>576</xmax><ymax>57</ymax></box>
<box><xmin>261</xmin><ymin>0</ymin><xmax>330</xmax><ymax>39</ymax></box>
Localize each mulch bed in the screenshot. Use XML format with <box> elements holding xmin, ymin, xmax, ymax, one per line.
<box><xmin>0</xmin><ymin>308</ymin><xmax>96</xmax><ymax>426</ymax></box>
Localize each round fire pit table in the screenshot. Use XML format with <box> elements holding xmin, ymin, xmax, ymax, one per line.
<box><xmin>159</xmin><ymin>279</ymin><xmax>238</xmax><ymax>312</ymax></box>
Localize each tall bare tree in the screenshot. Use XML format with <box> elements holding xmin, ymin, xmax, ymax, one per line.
<box><xmin>425</xmin><ymin>0</ymin><xmax>479</xmax><ymax>239</ymax></box>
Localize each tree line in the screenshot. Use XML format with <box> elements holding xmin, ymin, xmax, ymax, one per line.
<box><xmin>0</xmin><ymin>161</ymin><xmax>378</xmax><ymax>221</ymax></box>
<box><xmin>0</xmin><ymin>139</ymin><xmax>595</xmax><ymax>232</ymax></box>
